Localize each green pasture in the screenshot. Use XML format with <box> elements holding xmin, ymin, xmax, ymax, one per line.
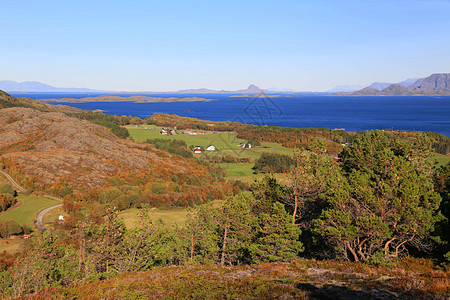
<box><xmin>430</xmin><ymin>153</ymin><xmax>450</xmax><ymax>167</ymax></box>
<box><xmin>220</xmin><ymin>163</ymin><xmax>254</xmax><ymax>177</ymax></box>
<box><xmin>127</xmin><ymin>125</ymin><xmax>294</xmax><ymax>161</ymax></box>
<box><xmin>119</xmin><ymin>207</ymin><xmax>188</xmax><ymax>229</ymax></box>
<box><xmin>0</xmin><ymin>194</ymin><xmax>61</xmax><ymax>228</ymax></box>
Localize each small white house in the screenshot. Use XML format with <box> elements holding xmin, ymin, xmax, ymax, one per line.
<box><xmin>206</xmin><ymin>145</ymin><xmax>215</xmax><ymax>151</ymax></box>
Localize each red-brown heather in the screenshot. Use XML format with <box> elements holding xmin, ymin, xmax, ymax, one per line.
<box><xmin>0</xmin><ymin>107</ymin><xmax>229</xmax><ymax>207</ymax></box>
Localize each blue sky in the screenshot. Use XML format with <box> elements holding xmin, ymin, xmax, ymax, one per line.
<box><xmin>2</xmin><ymin>0</ymin><xmax>450</xmax><ymax>91</ymax></box>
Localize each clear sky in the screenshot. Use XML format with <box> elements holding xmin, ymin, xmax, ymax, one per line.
<box><xmin>2</xmin><ymin>0</ymin><xmax>450</xmax><ymax>91</ymax></box>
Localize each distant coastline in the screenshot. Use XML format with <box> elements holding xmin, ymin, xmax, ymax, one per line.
<box><xmin>40</xmin><ymin>95</ymin><xmax>216</xmax><ymax>103</ymax></box>
<box><xmin>35</xmin><ymin>94</ymin><xmax>450</xmax><ymax>137</ymax></box>
<box><xmin>229</xmin><ymin>94</ymin><xmax>292</xmax><ymax>98</ymax></box>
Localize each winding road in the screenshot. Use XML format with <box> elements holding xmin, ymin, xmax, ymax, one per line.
<box><xmin>0</xmin><ymin>169</ymin><xmax>62</xmax><ymax>231</ymax></box>
<box><xmin>0</xmin><ymin>169</ymin><xmax>27</xmax><ymax>192</ymax></box>
<box><xmin>36</xmin><ymin>203</ymin><xmax>63</xmax><ymax>231</ymax></box>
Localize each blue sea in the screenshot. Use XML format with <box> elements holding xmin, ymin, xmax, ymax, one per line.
<box><xmin>11</xmin><ymin>93</ymin><xmax>450</xmax><ymax>137</ymax></box>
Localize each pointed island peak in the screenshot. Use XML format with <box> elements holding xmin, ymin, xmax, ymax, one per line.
<box><xmin>238</xmin><ymin>84</ymin><xmax>265</xmax><ymax>94</ymax></box>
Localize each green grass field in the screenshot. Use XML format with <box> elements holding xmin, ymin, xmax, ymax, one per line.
<box><xmin>119</xmin><ymin>207</ymin><xmax>188</xmax><ymax>229</ymax></box>
<box><xmin>127</xmin><ymin>125</ymin><xmax>296</xmax><ymax>183</ymax></box>
<box><xmin>220</xmin><ymin>163</ymin><xmax>254</xmax><ymax>178</ymax></box>
<box><xmin>127</xmin><ymin>125</ymin><xmax>294</xmax><ymax>162</ymax></box>
<box><xmin>430</xmin><ymin>153</ymin><xmax>450</xmax><ymax>167</ymax></box>
<box><xmin>0</xmin><ymin>194</ymin><xmax>61</xmax><ymax>228</ymax></box>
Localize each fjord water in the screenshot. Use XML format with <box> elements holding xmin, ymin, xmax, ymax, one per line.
<box><xmin>13</xmin><ymin>93</ymin><xmax>450</xmax><ymax>136</ymax></box>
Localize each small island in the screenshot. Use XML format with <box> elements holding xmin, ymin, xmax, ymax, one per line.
<box><xmin>41</xmin><ymin>95</ymin><xmax>216</xmax><ymax>103</ymax></box>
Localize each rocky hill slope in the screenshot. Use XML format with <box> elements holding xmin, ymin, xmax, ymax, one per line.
<box><xmin>410</xmin><ymin>73</ymin><xmax>450</xmax><ymax>94</ymax></box>
<box><xmin>0</xmin><ymin>107</ymin><xmax>190</xmax><ymax>190</ymax></box>
<box><xmin>0</xmin><ymin>92</ymin><xmax>225</xmax><ymax>205</ymax></box>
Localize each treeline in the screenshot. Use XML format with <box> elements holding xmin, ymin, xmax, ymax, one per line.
<box><xmin>144</xmin><ymin>138</ymin><xmax>193</xmax><ymax>158</ymax></box>
<box><xmin>427</xmin><ymin>131</ymin><xmax>450</xmax><ymax>155</ymax></box>
<box><xmin>0</xmin><ymin>184</ymin><xmax>17</xmax><ymax>212</ymax></box>
<box><xmin>0</xmin><ymin>183</ymin><xmax>30</xmax><ymax>238</ymax></box>
<box><xmin>198</xmin><ymin>154</ymin><xmax>252</xmax><ymax>164</ymax></box>
<box><xmin>67</xmin><ymin>111</ymin><xmax>141</xmax><ymax>139</ymax></box>
<box><xmin>254</xmin><ymin>153</ymin><xmax>295</xmax><ymax>173</ymax></box>
<box><xmin>91</xmin><ymin>120</ymin><xmax>130</xmax><ymax>139</ymax></box>
<box><xmin>0</xmin><ymin>220</ymin><xmax>29</xmax><ymax>239</ymax></box>
<box><xmin>67</xmin><ymin>110</ymin><xmax>143</xmax><ymax>127</ymax></box>
<box><xmin>0</xmin><ymin>90</ymin><xmax>48</xmax><ymax>111</ymax></box>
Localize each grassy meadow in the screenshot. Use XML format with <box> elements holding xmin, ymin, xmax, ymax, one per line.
<box><xmin>127</xmin><ymin>125</ymin><xmax>294</xmax><ymax>182</ymax></box>
<box><xmin>0</xmin><ymin>194</ymin><xmax>61</xmax><ymax>228</ymax></box>
<box><xmin>127</xmin><ymin>125</ymin><xmax>294</xmax><ymax>161</ymax></box>
<box><xmin>430</xmin><ymin>153</ymin><xmax>450</xmax><ymax>167</ymax></box>
<box><xmin>119</xmin><ymin>207</ymin><xmax>188</xmax><ymax>229</ymax></box>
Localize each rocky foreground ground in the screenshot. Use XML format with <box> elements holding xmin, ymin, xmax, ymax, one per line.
<box><xmin>27</xmin><ymin>259</ymin><xmax>449</xmax><ymax>299</ymax></box>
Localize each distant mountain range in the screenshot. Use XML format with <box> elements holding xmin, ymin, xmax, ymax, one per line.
<box><xmin>328</xmin><ymin>78</ymin><xmax>418</xmax><ymax>93</ymax></box>
<box><xmin>3</xmin><ymin>74</ymin><xmax>450</xmax><ymax>96</ymax></box>
<box><xmin>173</xmin><ymin>84</ymin><xmax>269</xmax><ymax>94</ymax></box>
<box><xmin>327</xmin><ymin>85</ymin><xmax>365</xmax><ymax>93</ymax></box>
<box><xmin>0</xmin><ymin>81</ymin><xmax>273</xmax><ymax>94</ymax></box>
<box><xmin>368</xmin><ymin>78</ymin><xmax>418</xmax><ymax>91</ymax></box>
<box><xmin>0</xmin><ymin>81</ymin><xmax>105</xmax><ymax>93</ymax></box>
<box><xmin>346</xmin><ymin>73</ymin><xmax>450</xmax><ymax>96</ymax></box>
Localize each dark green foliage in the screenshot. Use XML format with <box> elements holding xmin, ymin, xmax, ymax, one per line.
<box><xmin>433</xmin><ymin>162</ymin><xmax>450</xmax><ymax>261</ymax></box>
<box><xmin>249</xmin><ymin>201</ymin><xmax>303</xmax><ymax>262</ymax></box>
<box><xmin>251</xmin><ymin>176</ymin><xmax>286</xmax><ymax>213</ymax></box>
<box><xmin>66</xmin><ymin>111</ymin><xmax>141</xmax><ymax>139</ymax></box>
<box><xmin>0</xmin><ymin>185</ymin><xmax>17</xmax><ymax>213</ymax></box>
<box><xmin>144</xmin><ymin>138</ymin><xmax>193</xmax><ymax>158</ymax></box>
<box><xmin>186</xmin><ymin>193</ymin><xmax>303</xmax><ymax>266</ymax></box>
<box><xmin>247</xmin><ymin>139</ymin><xmax>261</xmax><ymax>146</ymax></box>
<box><xmin>92</xmin><ymin>120</ymin><xmax>130</xmax><ymax>139</ymax></box>
<box><xmin>0</xmin><ymin>194</ymin><xmax>16</xmax><ymax>212</ymax></box>
<box><xmin>0</xmin><ymin>184</ymin><xmax>16</xmax><ymax>198</ymax></box>
<box><xmin>254</xmin><ymin>152</ymin><xmax>295</xmax><ymax>173</ymax></box>
<box><xmin>0</xmin><ymin>220</ymin><xmax>22</xmax><ymax>238</ymax></box>
<box><xmin>313</xmin><ymin>131</ymin><xmax>443</xmax><ymax>261</ymax></box>
<box><xmin>426</xmin><ymin>131</ymin><xmax>450</xmax><ymax>155</ymax></box>
<box><xmin>0</xmin><ymin>90</ymin><xmax>49</xmax><ymax>111</ymax></box>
